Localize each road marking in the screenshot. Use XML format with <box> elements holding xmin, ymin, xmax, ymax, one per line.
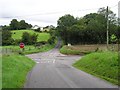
<box><xmin>53</xmin><ymin>59</ymin><xmax>55</xmax><ymax>63</ymax></box>
<box><xmin>36</xmin><ymin>62</ymin><xmax>39</xmax><ymax>63</ymax></box>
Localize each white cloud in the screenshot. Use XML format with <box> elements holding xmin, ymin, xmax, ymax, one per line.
<box><xmin>0</xmin><ymin>0</ymin><xmax>119</xmax><ymax>26</ymax></box>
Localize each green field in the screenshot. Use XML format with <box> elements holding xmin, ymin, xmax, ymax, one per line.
<box><xmin>2</xmin><ymin>54</ymin><xmax>35</xmax><ymax>88</ymax></box>
<box><xmin>11</xmin><ymin>30</ymin><xmax>50</xmax><ymax>42</ymax></box>
<box><xmin>73</xmin><ymin>51</ymin><xmax>119</xmax><ymax>85</ymax></box>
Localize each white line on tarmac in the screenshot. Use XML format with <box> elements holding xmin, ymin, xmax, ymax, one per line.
<box><xmin>36</xmin><ymin>62</ymin><xmax>40</xmax><ymax>63</ymax></box>
<box><xmin>53</xmin><ymin>59</ymin><xmax>55</xmax><ymax>63</ymax></box>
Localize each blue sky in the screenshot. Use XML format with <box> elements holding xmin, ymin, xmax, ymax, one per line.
<box><xmin>0</xmin><ymin>0</ymin><xmax>119</xmax><ymax>27</ymax></box>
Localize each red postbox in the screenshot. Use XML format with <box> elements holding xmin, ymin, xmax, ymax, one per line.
<box><xmin>20</xmin><ymin>43</ymin><xmax>24</xmax><ymax>48</ymax></box>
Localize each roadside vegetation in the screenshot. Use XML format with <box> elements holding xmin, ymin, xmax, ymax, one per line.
<box><xmin>57</xmin><ymin>7</ymin><xmax>119</xmax><ymax>85</ymax></box>
<box><xmin>60</xmin><ymin>44</ymin><xmax>118</xmax><ymax>55</ymax></box>
<box><xmin>2</xmin><ymin>44</ymin><xmax>55</xmax><ymax>55</ymax></box>
<box><xmin>1</xmin><ymin>18</ymin><xmax>57</xmax><ymax>88</ymax></box>
<box><xmin>2</xmin><ymin>54</ymin><xmax>35</xmax><ymax>88</ymax></box>
<box><xmin>73</xmin><ymin>51</ymin><xmax>119</xmax><ymax>85</ymax></box>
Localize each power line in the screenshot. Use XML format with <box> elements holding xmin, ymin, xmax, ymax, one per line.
<box><xmin>3</xmin><ymin>4</ymin><xmax>119</xmax><ymax>18</ymax></box>
<box><xmin>11</xmin><ymin>8</ymin><xmax>100</xmax><ymax>18</ymax></box>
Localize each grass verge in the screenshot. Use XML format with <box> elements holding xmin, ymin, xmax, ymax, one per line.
<box><xmin>2</xmin><ymin>54</ymin><xmax>36</xmax><ymax>88</ymax></box>
<box><xmin>60</xmin><ymin>45</ymin><xmax>81</xmax><ymax>55</ymax></box>
<box><xmin>73</xmin><ymin>51</ymin><xmax>119</xmax><ymax>85</ymax></box>
<box><xmin>2</xmin><ymin>44</ymin><xmax>55</xmax><ymax>55</ymax></box>
<box><xmin>60</xmin><ymin>45</ymin><xmax>94</xmax><ymax>55</ymax></box>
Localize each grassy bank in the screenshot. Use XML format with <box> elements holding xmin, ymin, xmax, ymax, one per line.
<box><xmin>2</xmin><ymin>54</ymin><xmax>36</xmax><ymax>88</ymax></box>
<box><xmin>73</xmin><ymin>51</ymin><xmax>119</xmax><ymax>85</ymax></box>
<box><xmin>2</xmin><ymin>44</ymin><xmax>55</xmax><ymax>55</ymax></box>
<box><xmin>60</xmin><ymin>44</ymin><xmax>118</xmax><ymax>55</ymax></box>
<box><xmin>60</xmin><ymin>45</ymin><xmax>81</xmax><ymax>55</ymax></box>
<box><xmin>60</xmin><ymin>45</ymin><xmax>95</xmax><ymax>55</ymax></box>
<box><xmin>11</xmin><ymin>30</ymin><xmax>50</xmax><ymax>42</ymax></box>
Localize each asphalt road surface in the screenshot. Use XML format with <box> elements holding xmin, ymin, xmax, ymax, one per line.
<box><xmin>24</xmin><ymin>47</ymin><xmax>118</xmax><ymax>88</ymax></box>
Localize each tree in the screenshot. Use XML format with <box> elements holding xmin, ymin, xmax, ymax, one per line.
<box><xmin>19</xmin><ymin>20</ymin><xmax>27</xmax><ymax>29</ymax></box>
<box><xmin>2</xmin><ymin>25</ymin><xmax>10</xmax><ymax>30</ymax></box>
<box><xmin>9</xmin><ymin>19</ymin><xmax>19</xmax><ymax>30</ymax></box>
<box><xmin>9</xmin><ymin>19</ymin><xmax>32</xmax><ymax>30</ymax></box>
<box><xmin>22</xmin><ymin>32</ymin><xmax>38</xmax><ymax>45</ymax></box>
<box><xmin>2</xmin><ymin>30</ymin><xmax>14</xmax><ymax>45</ymax></box>
<box><xmin>22</xmin><ymin>32</ymin><xmax>31</xmax><ymax>45</ymax></box>
<box><xmin>57</xmin><ymin>14</ymin><xmax>77</xmax><ymax>44</ymax></box>
<box><xmin>30</xmin><ymin>33</ymin><xmax>38</xmax><ymax>44</ymax></box>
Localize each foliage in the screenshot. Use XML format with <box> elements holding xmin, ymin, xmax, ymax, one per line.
<box><xmin>9</xmin><ymin>19</ymin><xmax>20</xmax><ymax>30</ymax></box>
<box><xmin>2</xmin><ymin>30</ymin><xmax>14</xmax><ymax>45</ymax></box>
<box><xmin>57</xmin><ymin>8</ymin><xmax>118</xmax><ymax>45</ymax></box>
<box><xmin>2</xmin><ymin>25</ymin><xmax>11</xmax><ymax>30</ymax></box>
<box><xmin>2</xmin><ymin>44</ymin><xmax>55</xmax><ymax>54</ymax></box>
<box><xmin>110</xmin><ymin>34</ymin><xmax>117</xmax><ymax>43</ymax></box>
<box><xmin>8</xmin><ymin>19</ymin><xmax>32</xmax><ymax>30</ymax></box>
<box><xmin>57</xmin><ymin>14</ymin><xmax>77</xmax><ymax>44</ymax></box>
<box><xmin>21</xmin><ymin>32</ymin><xmax>38</xmax><ymax>45</ymax></box>
<box><xmin>73</xmin><ymin>51</ymin><xmax>119</xmax><ymax>85</ymax></box>
<box><xmin>48</xmin><ymin>29</ymin><xmax>56</xmax><ymax>44</ymax></box>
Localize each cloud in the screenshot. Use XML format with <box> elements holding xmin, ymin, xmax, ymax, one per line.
<box><xmin>0</xmin><ymin>0</ymin><xmax>119</xmax><ymax>26</ymax></box>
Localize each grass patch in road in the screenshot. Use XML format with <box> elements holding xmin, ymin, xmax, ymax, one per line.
<box><xmin>60</xmin><ymin>45</ymin><xmax>81</xmax><ymax>55</ymax></box>
<box><xmin>2</xmin><ymin>54</ymin><xmax>36</xmax><ymax>88</ymax></box>
<box><xmin>11</xmin><ymin>30</ymin><xmax>50</xmax><ymax>42</ymax></box>
<box><xmin>60</xmin><ymin>45</ymin><xmax>95</xmax><ymax>55</ymax></box>
<box><xmin>73</xmin><ymin>51</ymin><xmax>119</xmax><ymax>85</ymax></box>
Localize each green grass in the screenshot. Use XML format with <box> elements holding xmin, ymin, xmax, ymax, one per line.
<box><xmin>60</xmin><ymin>45</ymin><xmax>92</xmax><ymax>55</ymax></box>
<box><xmin>2</xmin><ymin>54</ymin><xmax>36</xmax><ymax>88</ymax></box>
<box><xmin>2</xmin><ymin>44</ymin><xmax>55</xmax><ymax>55</ymax></box>
<box><xmin>73</xmin><ymin>51</ymin><xmax>119</xmax><ymax>85</ymax></box>
<box><xmin>11</xmin><ymin>30</ymin><xmax>50</xmax><ymax>42</ymax></box>
<box><xmin>60</xmin><ymin>45</ymin><xmax>84</xmax><ymax>55</ymax></box>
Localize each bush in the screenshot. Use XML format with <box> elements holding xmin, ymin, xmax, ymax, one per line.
<box><xmin>2</xmin><ymin>30</ymin><xmax>14</xmax><ymax>45</ymax></box>
<box><xmin>21</xmin><ymin>32</ymin><xmax>38</xmax><ymax>45</ymax></box>
<box><xmin>13</xmin><ymin>39</ymin><xmax>22</xmax><ymax>45</ymax></box>
<box><xmin>48</xmin><ymin>36</ymin><xmax>55</xmax><ymax>44</ymax></box>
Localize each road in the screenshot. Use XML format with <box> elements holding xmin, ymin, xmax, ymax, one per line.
<box><xmin>24</xmin><ymin>47</ymin><xmax>118</xmax><ymax>88</ymax></box>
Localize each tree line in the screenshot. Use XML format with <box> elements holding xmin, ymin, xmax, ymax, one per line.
<box><xmin>2</xmin><ymin>30</ymin><xmax>38</xmax><ymax>46</ymax></box>
<box><xmin>2</xmin><ymin>19</ymin><xmax>32</xmax><ymax>30</ymax></box>
<box><xmin>57</xmin><ymin>7</ymin><xmax>119</xmax><ymax>45</ymax></box>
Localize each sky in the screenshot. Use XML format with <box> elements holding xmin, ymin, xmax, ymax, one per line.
<box><xmin>0</xmin><ymin>0</ymin><xmax>119</xmax><ymax>27</ymax></box>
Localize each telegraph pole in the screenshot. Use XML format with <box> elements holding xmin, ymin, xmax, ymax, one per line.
<box><xmin>106</xmin><ymin>6</ymin><xmax>109</xmax><ymax>49</ymax></box>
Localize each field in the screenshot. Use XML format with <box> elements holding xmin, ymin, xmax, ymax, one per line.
<box><xmin>11</xmin><ymin>30</ymin><xmax>50</xmax><ymax>42</ymax></box>
<box><xmin>60</xmin><ymin>44</ymin><xmax>119</xmax><ymax>55</ymax></box>
<box><xmin>2</xmin><ymin>54</ymin><xmax>35</xmax><ymax>88</ymax></box>
<box><xmin>73</xmin><ymin>51</ymin><xmax>119</xmax><ymax>85</ymax></box>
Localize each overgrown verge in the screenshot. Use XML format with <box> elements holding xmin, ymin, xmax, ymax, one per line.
<box><xmin>2</xmin><ymin>54</ymin><xmax>36</xmax><ymax>88</ymax></box>
<box><xmin>60</xmin><ymin>45</ymin><xmax>95</xmax><ymax>55</ymax></box>
<box><xmin>73</xmin><ymin>51</ymin><xmax>119</xmax><ymax>85</ymax></box>
<box><xmin>2</xmin><ymin>44</ymin><xmax>55</xmax><ymax>55</ymax></box>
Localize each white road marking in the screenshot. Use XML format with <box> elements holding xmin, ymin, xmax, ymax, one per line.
<box><xmin>53</xmin><ymin>59</ymin><xmax>55</xmax><ymax>63</ymax></box>
<box><xmin>36</xmin><ymin>62</ymin><xmax>40</xmax><ymax>63</ymax></box>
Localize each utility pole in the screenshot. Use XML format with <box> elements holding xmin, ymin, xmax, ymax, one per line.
<box><xmin>106</xmin><ymin>6</ymin><xmax>109</xmax><ymax>49</ymax></box>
